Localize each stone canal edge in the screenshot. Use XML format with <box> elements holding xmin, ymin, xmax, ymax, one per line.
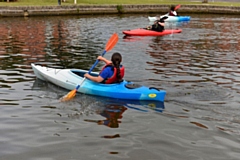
<box><xmin>0</xmin><ymin>4</ymin><xmax>239</xmax><ymax>17</ymax></box>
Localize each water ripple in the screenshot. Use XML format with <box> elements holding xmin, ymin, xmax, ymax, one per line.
<box><xmin>0</xmin><ymin>14</ymin><xmax>240</xmax><ymax>160</ymax></box>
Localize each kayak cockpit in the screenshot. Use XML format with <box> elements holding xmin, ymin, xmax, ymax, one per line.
<box><xmin>71</xmin><ymin>69</ymin><xmax>99</xmax><ymax>78</ymax></box>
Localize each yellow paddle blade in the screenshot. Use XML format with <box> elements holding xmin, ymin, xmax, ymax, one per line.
<box><xmin>60</xmin><ymin>89</ymin><xmax>77</xmax><ymax>102</ymax></box>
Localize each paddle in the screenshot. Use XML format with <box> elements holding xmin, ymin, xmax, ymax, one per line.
<box><xmin>159</xmin><ymin>16</ymin><xmax>168</xmax><ymax>22</ymax></box>
<box><xmin>60</xmin><ymin>33</ymin><xmax>119</xmax><ymax>102</ymax></box>
<box><xmin>174</xmin><ymin>4</ymin><xmax>181</xmax><ymax>11</ymax></box>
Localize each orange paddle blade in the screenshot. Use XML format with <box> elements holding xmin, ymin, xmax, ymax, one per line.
<box><xmin>174</xmin><ymin>4</ymin><xmax>181</xmax><ymax>11</ymax></box>
<box><xmin>60</xmin><ymin>89</ymin><xmax>77</xmax><ymax>102</ymax></box>
<box><xmin>105</xmin><ymin>33</ymin><xmax>119</xmax><ymax>52</ymax></box>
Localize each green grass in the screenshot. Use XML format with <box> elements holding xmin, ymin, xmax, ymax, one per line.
<box><xmin>0</xmin><ymin>0</ymin><xmax>240</xmax><ymax>6</ymax></box>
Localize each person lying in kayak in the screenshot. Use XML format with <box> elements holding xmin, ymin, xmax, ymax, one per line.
<box><xmin>84</xmin><ymin>52</ymin><xmax>124</xmax><ymax>84</ymax></box>
<box><xmin>146</xmin><ymin>16</ymin><xmax>168</xmax><ymax>32</ymax></box>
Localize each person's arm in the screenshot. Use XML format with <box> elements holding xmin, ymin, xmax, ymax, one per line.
<box><xmin>158</xmin><ymin>22</ymin><xmax>165</xmax><ymax>26</ymax></box>
<box><xmin>98</xmin><ymin>56</ymin><xmax>112</xmax><ymax>64</ymax></box>
<box><xmin>84</xmin><ymin>73</ymin><xmax>104</xmax><ymax>83</ymax></box>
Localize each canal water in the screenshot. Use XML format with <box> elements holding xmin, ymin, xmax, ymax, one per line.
<box><xmin>0</xmin><ymin>13</ymin><xmax>240</xmax><ymax>160</ymax></box>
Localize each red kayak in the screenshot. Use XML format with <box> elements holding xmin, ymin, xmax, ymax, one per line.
<box><xmin>122</xmin><ymin>28</ymin><xmax>182</xmax><ymax>36</ymax></box>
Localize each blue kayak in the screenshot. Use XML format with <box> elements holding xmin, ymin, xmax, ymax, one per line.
<box><xmin>31</xmin><ymin>63</ymin><xmax>166</xmax><ymax>102</ymax></box>
<box><xmin>148</xmin><ymin>15</ymin><xmax>191</xmax><ymax>22</ymax></box>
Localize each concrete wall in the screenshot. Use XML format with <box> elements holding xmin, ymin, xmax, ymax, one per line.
<box><xmin>0</xmin><ymin>4</ymin><xmax>240</xmax><ymax>17</ymax></box>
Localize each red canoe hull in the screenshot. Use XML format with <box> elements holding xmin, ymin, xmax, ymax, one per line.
<box><xmin>123</xmin><ymin>28</ymin><xmax>182</xmax><ymax>36</ymax></box>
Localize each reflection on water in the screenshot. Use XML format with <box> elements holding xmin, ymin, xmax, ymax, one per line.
<box><xmin>84</xmin><ymin>104</ymin><xmax>127</xmax><ymax>128</ymax></box>
<box><xmin>0</xmin><ymin>14</ymin><xmax>240</xmax><ymax>159</ymax></box>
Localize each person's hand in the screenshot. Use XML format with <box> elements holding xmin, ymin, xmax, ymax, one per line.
<box><xmin>97</xmin><ymin>56</ymin><xmax>104</xmax><ymax>61</ymax></box>
<box><xmin>84</xmin><ymin>73</ymin><xmax>89</xmax><ymax>78</ymax></box>
<box><xmin>159</xmin><ymin>22</ymin><xmax>165</xmax><ymax>26</ymax></box>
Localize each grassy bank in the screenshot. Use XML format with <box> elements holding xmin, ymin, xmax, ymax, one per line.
<box><xmin>0</xmin><ymin>0</ymin><xmax>240</xmax><ymax>6</ymax></box>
